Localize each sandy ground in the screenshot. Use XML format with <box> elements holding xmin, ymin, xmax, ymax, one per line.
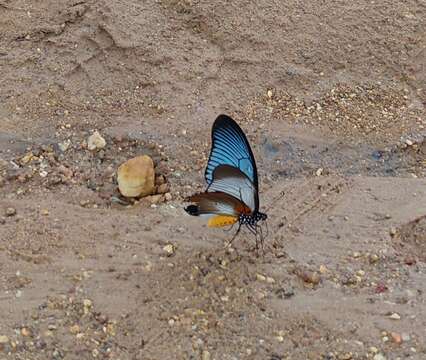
<box><xmin>1</xmin><ymin>0</ymin><xmax>426</xmax><ymax>359</ymax></box>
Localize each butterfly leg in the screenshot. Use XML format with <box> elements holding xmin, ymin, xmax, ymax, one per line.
<box><xmin>225</xmin><ymin>222</ymin><xmax>242</xmax><ymax>248</ymax></box>
<box><xmin>247</xmin><ymin>224</ymin><xmax>265</xmax><ymax>255</ymax></box>
<box><xmin>258</xmin><ymin>225</ymin><xmax>265</xmax><ymax>254</ymax></box>
<box><xmin>264</xmin><ymin>220</ymin><xmax>269</xmax><ymax>239</ymax></box>
<box><xmin>244</xmin><ymin>223</ymin><xmax>259</xmax><ymax>251</ymax></box>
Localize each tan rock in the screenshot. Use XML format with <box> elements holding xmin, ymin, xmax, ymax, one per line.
<box><xmin>117</xmin><ymin>155</ymin><xmax>155</xmax><ymax>197</ymax></box>
<box><xmin>70</xmin><ymin>324</ymin><xmax>80</xmax><ymax>334</ymax></box>
<box><xmin>21</xmin><ymin>327</ymin><xmax>31</xmax><ymax>337</ymax></box>
<box><xmin>163</xmin><ymin>244</ymin><xmax>175</xmax><ymax>256</ymax></box>
<box><xmin>87</xmin><ymin>131</ymin><xmax>106</xmax><ymax>151</ymax></box>
<box><xmin>0</xmin><ymin>335</ymin><xmax>9</xmax><ymax>344</ymax></box>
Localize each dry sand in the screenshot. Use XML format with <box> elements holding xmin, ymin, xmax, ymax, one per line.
<box><xmin>0</xmin><ymin>0</ymin><xmax>426</xmax><ymax>359</ymax></box>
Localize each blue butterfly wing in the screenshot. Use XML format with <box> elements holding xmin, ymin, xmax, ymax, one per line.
<box><xmin>205</xmin><ymin>115</ymin><xmax>259</xmax><ymax>192</ymax></box>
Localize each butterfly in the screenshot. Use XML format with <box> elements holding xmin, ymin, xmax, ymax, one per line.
<box><xmin>185</xmin><ymin>114</ymin><xmax>268</xmax><ymax>248</ymax></box>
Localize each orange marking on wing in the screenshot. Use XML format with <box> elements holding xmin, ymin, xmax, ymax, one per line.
<box><xmin>236</xmin><ymin>204</ymin><xmax>251</xmax><ymax>215</ymax></box>
<box><xmin>208</xmin><ymin>215</ymin><xmax>238</xmax><ymax>228</ymax></box>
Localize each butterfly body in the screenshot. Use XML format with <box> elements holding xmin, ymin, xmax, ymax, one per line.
<box><xmin>239</xmin><ymin>211</ymin><xmax>267</xmax><ymax>226</ymax></box>
<box><xmin>185</xmin><ymin>114</ymin><xmax>267</xmax><ymax>245</ymax></box>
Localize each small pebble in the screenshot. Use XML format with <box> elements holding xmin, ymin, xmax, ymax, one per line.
<box><xmin>5</xmin><ymin>207</ymin><xmax>16</xmax><ymax>217</ymax></box>
<box><xmin>87</xmin><ymin>131</ymin><xmax>106</xmax><ymax>151</ymax></box>
<box><xmin>163</xmin><ymin>244</ymin><xmax>175</xmax><ymax>256</ymax></box>
<box><xmin>299</xmin><ymin>270</ymin><xmax>321</xmax><ymax>285</ymax></box>
<box><xmin>0</xmin><ymin>335</ymin><xmax>9</xmax><ymax>344</ymax></box>
<box><xmin>21</xmin><ymin>327</ymin><xmax>31</xmax><ymax>337</ymax></box>
<box><xmin>266</xmin><ymin>276</ymin><xmax>275</xmax><ymax>284</ymax></box>
<box><xmin>164</xmin><ymin>192</ymin><xmax>172</xmax><ymax>201</ymax></box>
<box><xmin>20</xmin><ymin>152</ymin><xmax>33</xmax><ymax>164</ymax></box>
<box><xmin>373</xmin><ymin>354</ymin><xmax>386</xmax><ymax>360</ymax></box>
<box><xmin>256</xmin><ymin>273</ymin><xmax>267</xmax><ymax>282</ymax></box>
<box><xmin>58</xmin><ymin>139</ymin><xmax>72</xmax><ymax>152</ymax></box>
<box><xmin>69</xmin><ymin>324</ymin><xmax>80</xmax><ymax>334</ymax></box>
<box><xmin>83</xmin><ymin>299</ymin><xmax>92</xmax><ymax>308</ymax></box>
<box><xmin>401</xmin><ymin>333</ymin><xmax>410</xmax><ymax>342</ymax></box>
<box><xmin>389</xmin><ymin>227</ymin><xmax>397</xmax><ymax>236</ymax></box>
<box><xmin>390</xmin><ymin>332</ymin><xmax>402</xmax><ymax>344</ymax></box>
<box><xmin>389</xmin><ymin>313</ymin><xmax>401</xmax><ymax>320</ymax></box>
<box><xmin>369</xmin><ymin>346</ymin><xmax>378</xmax><ymax>354</ymax></box>
<box><xmin>276</xmin><ymin>285</ymin><xmax>295</xmax><ymax>298</ymax></box>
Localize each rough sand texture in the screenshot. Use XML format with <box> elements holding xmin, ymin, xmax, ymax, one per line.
<box><xmin>1</xmin><ymin>1</ymin><xmax>426</xmax><ymax>359</ymax></box>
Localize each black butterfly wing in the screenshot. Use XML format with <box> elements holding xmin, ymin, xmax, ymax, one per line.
<box><xmin>185</xmin><ymin>191</ymin><xmax>252</xmax><ymax>228</ymax></box>
<box><xmin>185</xmin><ymin>191</ymin><xmax>251</xmax><ymax>217</ymax></box>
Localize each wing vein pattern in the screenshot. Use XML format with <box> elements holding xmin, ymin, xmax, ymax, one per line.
<box><xmin>205</xmin><ymin>115</ymin><xmax>259</xmax><ymax>194</ymax></box>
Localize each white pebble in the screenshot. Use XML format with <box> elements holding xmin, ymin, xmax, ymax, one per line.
<box><xmin>373</xmin><ymin>354</ymin><xmax>387</xmax><ymax>360</ymax></box>
<box><xmin>389</xmin><ymin>313</ymin><xmax>401</xmax><ymax>320</ymax></box>
<box><xmin>401</xmin><ymin>333</ymin><xmax>410</xmax><ymax>342</ymax></box>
